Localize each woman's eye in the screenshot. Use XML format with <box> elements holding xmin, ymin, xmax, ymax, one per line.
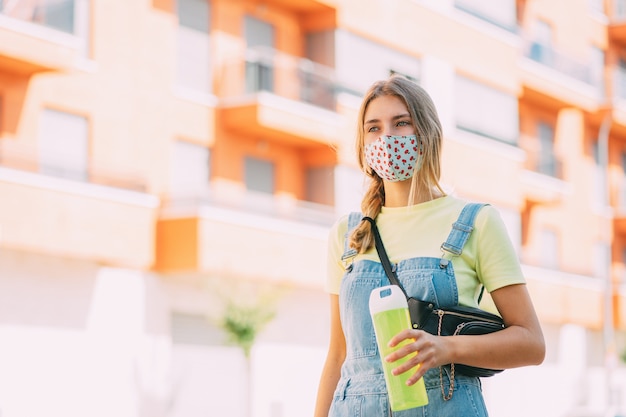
<box><xmin>397</xmin><ymin>120</ymin><xmax>410</xmax><ymax>127</ymax></box>
<box><xmin>367</xmin><ymin>126</ymin><xmax>379</xmax><ymax>132</ymax></box>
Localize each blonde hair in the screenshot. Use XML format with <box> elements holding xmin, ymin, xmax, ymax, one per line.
<box><xmin>350</xmin><ymin>75</ymin><xmax>445</xmax><ymax>253</ymax></box>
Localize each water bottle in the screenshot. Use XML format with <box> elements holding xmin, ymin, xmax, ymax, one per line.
<box><xmin>369</xmin><ymin>285</ymin><xmax>429</xmax><ymax>411</ymax></box>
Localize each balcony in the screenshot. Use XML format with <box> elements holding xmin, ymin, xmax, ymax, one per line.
<box><xmin>517</xmin><ymin>134</ymin><xmax>570</xmax><ymax>203</ymax></box>
<box><xmin>0</xmin><ymin>145</ymin><xmax>157</xmax><ymax>268</ymax></box>
<box><xmin>219</xmin><ymin>47</ymin><xmax>349</xmax><ymax>147</ymax></box>
<box><xmin>454</xmin><ymin>0</ymin><xmax>518</xmax><ymax>33</ymax></box>
<box><xmin>520</xmin><ymin>134</ymin><xmax>564</xmax><ymax>178</ymax></box>
<box><xmin>155</xmin><ymin>187</ymin><xmax>336</xmax><ymax>287</ymax></box>
<box><xmin>520</xmin><ymin>41</ymin><xmax>604</xmax><ymax>110</ymax></box>
<box><xmin>0</xmin><ymin>140</ymin><xmax>146</xmax><ymax>192</ymax></box>
<box><xmin>0</xmin><ymin>0</ymin><xmax>89</xmax><ymax>75</ymax></box>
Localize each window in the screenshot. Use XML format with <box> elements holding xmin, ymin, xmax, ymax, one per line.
<box><xmin>590</xmin><ymin>46</ymin><xmax>605</xmax><ymax>91</ymax></box>
<box><xmin>537</xmin><ymin>122</ymin><xmax>560</xmax><ymax>177</ymax></box>
<box><xmin>0</xmin><ymin>0</ymin><xmax>90</xmax><ymax>55</ymax></box>
<box><xmin>617</xmin><ymin>58</ymin><xmax>626</xmax><ymax>99</ymax></box>
<box><xmin>335</xmin><ymin>30</ymin><xmax>420</xmax><ymax>94</ymax></box>
<box><xmin>534</xmin><ymin>19</ymin><xmax>553</xmax><ymax>45</ymax></box>
<box><xmin>306</xmin><ymin>166</ymin><xmax>334</xmax><ymax>206</ymax></box>
<box><xmin>170</xmin><ymin>140</ymin><xmax>210</xmax><ymax>193</ymax></box>
<box><xmin>617</xmin><ymin>0</ymin><xmax>626</xmax><ymax>18</ymax></box>
<box><xmin>38</xmin><ymin>108</ymin><xmax>88</xmax><ymax>181</ymax></box>
<box><xmin>245</xmin><ymin>157</ymin><xmax>274</xmax><ymax>194</ymax></box>
<box><xmin>306</xmin><ymin>30</ymin><xmax>335</xmax><ymax>67</ymax></box>
<box><xmin>177</xmin><ymin>0</ymin><xmax>209</xmax><ymax>32</ymax></box>
<box><xmin>529</xmin><ymin>19</ymin><xmax>553</xmax><ymax>65</ymax></box>
<box><xmin>33</xmin><ymin>0</ymin><xmax>74</xmax><ymax>33</ymax></box>
<box><xmin>2</xmin><ymin>0</ymin><xmax>74</xmax><ymax>33</ymax></box>
<box><xmin>539</xmin><ymin>228</ymin><xmax>559</xmax><ymax>269</ymax></box>
<box><xmin>176</xmin><ymin>0</ymin><xmax>211</xmax><ymax>93</ymax></box>
<box><xmin>454</xmin><ymin>0</ymin><xmax>518</xmax><ymax>32</ymax></box>
<box><xmin>244</xmin><ymin>15</ymin><xmax>275</xmax><ymax>93</ymax></box>
<box><xmin>455</xmin><ymin>75</ymin><xmax>519</xmax><ymax>144</ymax></box>
<box><xmin>589</xmin><ymin>0</ymin><xmax>605</xmax><ymax>14</ymax></box>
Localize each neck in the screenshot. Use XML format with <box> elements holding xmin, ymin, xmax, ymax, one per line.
<box><xmin>383</xmin><ymin>181</ymin><xmax>437</xmax><ymax>207</ymax></box>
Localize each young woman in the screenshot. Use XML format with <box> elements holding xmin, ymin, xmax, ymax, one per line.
<box><xmin>314</xmin><ymin>75</ymin><xmax>545</xmax><ymax>416</ymax></box>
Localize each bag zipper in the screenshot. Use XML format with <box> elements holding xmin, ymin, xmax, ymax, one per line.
<box><xmin>434</xmin><ymin>308</ymin><xmax>503</xmax><ymax>325</ymax></box>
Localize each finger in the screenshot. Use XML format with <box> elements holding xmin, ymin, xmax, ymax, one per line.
<box><xmin>391</xmin><ymin>355</ymin><xmax>424</xmax><ymax>379</ymax></box>
<box><xmin>385</xmin><ymin>342</ymin><xmax>414</xmax><ymax>363</ymax></box>
<box><xmin>388</xmin><ymin>329</ymin><xmax>417</xmax><ymax>348</ymax></box>
<box><xmin>404</xmin><ymin>366</ymin><xmax>426</xmax><ymax>386</ymax></box>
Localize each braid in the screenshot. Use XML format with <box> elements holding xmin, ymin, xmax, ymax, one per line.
<box><xmin>349</xmin><ymin>176</ymin><xmax>384</xmax><ymax>253</ymax></box>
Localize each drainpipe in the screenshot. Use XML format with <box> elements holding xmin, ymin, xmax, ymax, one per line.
<box><xmin>598</xmin><ymin>112</ymin><xmax>618</xmax><ymax>417</ymax></box>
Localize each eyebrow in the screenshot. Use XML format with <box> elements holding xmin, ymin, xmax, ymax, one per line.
<box><xmin>364</xmin><ymin>113</ymin><xmax>411</xmax><ymax>126</ymax></box>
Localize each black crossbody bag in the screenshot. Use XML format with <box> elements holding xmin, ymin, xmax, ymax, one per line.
<box><xmin>362</xmin><ymin>216</ymin><xmax>505</xmax><ymax>380</ymax></box>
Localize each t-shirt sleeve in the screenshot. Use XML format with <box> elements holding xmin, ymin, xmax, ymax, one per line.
<box><xmin>475</xmin><ymin>205</ymin><xmax>526</xmax><ymax>292</ymax></box>
<box><xmin>325</xmin><ymin>215</ymin><xmax>349</xmax><ymax>295</ymax></box>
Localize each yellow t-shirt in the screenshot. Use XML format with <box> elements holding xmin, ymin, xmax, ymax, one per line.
<box><xmin>326</xmin><ymin>195</ymin><xmax>525</xmax><ymax>307</ymax></box>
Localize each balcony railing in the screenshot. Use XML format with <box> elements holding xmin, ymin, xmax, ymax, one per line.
<box><xmin>0</xmin><ymin>141</ymin><xmax>146</xmax><ymax>192</ymax></box>
<box><xmin>221</xmin><ymin>47</ymin><xmax>357</xmax><ymax>112</ymax></box>
<box><xmin>1</xmin><ymin>0</ymin><xmax>74</xmax><ymax>33</ymax></box>
<box><xmin>519</xmin><ymin>135</ymin><xmax>564</xmax><ymax>179</ymax></box>
<box><xmin>164</xmin><ymin>186</ymin><xmax>337</xmax><ymax>227</ymax></box>
<box><xmin>454</xmin><ymin>0</ymin><xmax>519</xmax><ymax>33</ymax></box>
<box><xmin>0</xmin><ymin>0</ymin><xmax>89</xmax><ymax>55</ymax></box>
<box><xmin>614</xmin><ymin>0</ymin><xmax>626</xmax><ymax>20</ymax></box>
<box><xmin>525</xmin><ymin>41</ymin><xmax>603</xmax><ymax>90</ymax></box>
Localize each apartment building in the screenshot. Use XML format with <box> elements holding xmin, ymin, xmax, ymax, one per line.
<box><xmin>0</xmin><ymin>0</ymin><xmax>625</xmax><ymax>416</ymax></box>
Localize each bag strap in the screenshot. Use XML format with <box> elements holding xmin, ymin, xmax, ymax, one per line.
<box><xmin>361</xmin><ymin>216</ymin><xmax>408</xmax><ymax>297</ymax></box>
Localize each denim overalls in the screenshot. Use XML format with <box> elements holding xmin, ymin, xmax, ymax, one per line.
<box><xmin>329</xmin><ymin>203</ymin><xmax>489</xmax><ymax>417</ymax></box>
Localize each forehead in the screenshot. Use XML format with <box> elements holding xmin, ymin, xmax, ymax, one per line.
<box><xmin>364</xmin><ymin>95</ymin><xmax>409</xmax><ymax>121</ymax></box>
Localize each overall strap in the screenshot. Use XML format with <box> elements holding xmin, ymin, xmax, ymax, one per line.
<box><xmin>440</xmin><ymin>203</ymin><xmax>488</xmax><ymax>256</ymax></box>
<box><xmin>340</xmin><ymin>212</ymin><xmax>362</xmax><ymax>263</ymax></box>
<box><xmin>441</xmin><ymin>202</ymin><xmax>489</xmax><ymax>302</ymax></box>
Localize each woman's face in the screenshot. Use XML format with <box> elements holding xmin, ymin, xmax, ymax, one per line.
<box><xmin>363</xmin><ymin>94</ymin><xmax>415</xmax><ymax>145</ymax></box>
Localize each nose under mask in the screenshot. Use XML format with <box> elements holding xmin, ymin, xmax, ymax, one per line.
<box><xmin>364</xmin><ymin>135</ymin><xmax>424</xmax><ymax>182</ymax></box>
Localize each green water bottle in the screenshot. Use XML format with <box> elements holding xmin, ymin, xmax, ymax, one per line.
<box><xmin>369</xmin><ymin>285</ymin><xmax>429</xmax><ymax>411</ymax></box>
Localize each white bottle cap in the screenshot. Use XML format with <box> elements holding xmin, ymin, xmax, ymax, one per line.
<box><xmin>369</xmin><ymin>285</ymin><xmax>409</xmax><ymax>316</ymax></box>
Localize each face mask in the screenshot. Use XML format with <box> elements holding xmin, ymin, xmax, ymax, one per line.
<box><xmin>364</xmin><ymin>135</ymin><xmax>424</xmax><ymax>182</ymax></box>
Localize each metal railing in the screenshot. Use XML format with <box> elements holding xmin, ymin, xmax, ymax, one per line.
<box><xmin>454</xmin><ymin>0</ymin><xmax>519</xmax><ymax>33</ymax></box>
<box><xmin>165</xmin><ymin>186</ymin><xmax>337</xmax><ymax>227</ymax></box>
<box><xmin>0</xmin><ymin>141</ymin><xmax>147</xmax><ymax>192</ymax></box>
<box><xmin>525</xmin><ymin>41</ymin><xmax>603</xmax><ymax>89</ymax></box>
<box><xmin>221</xmin><ymin>46</ymin><xmax>359</xmax><ymax>112</ymax></box>
<box><xmin>1</xmin><ymin>0</ymin><xmax>76</xmax><ymax>34</ymax></box>
<box><xmin>519</xmin><ymin>134</ymin><xmax>564</xmax><ymax>179</ymax></box>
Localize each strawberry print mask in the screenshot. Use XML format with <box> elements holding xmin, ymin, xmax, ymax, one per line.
<box><xmin>364</xmin><ymin>135</ymin><xmax>424</xmax><ymax>182</ymax></box>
